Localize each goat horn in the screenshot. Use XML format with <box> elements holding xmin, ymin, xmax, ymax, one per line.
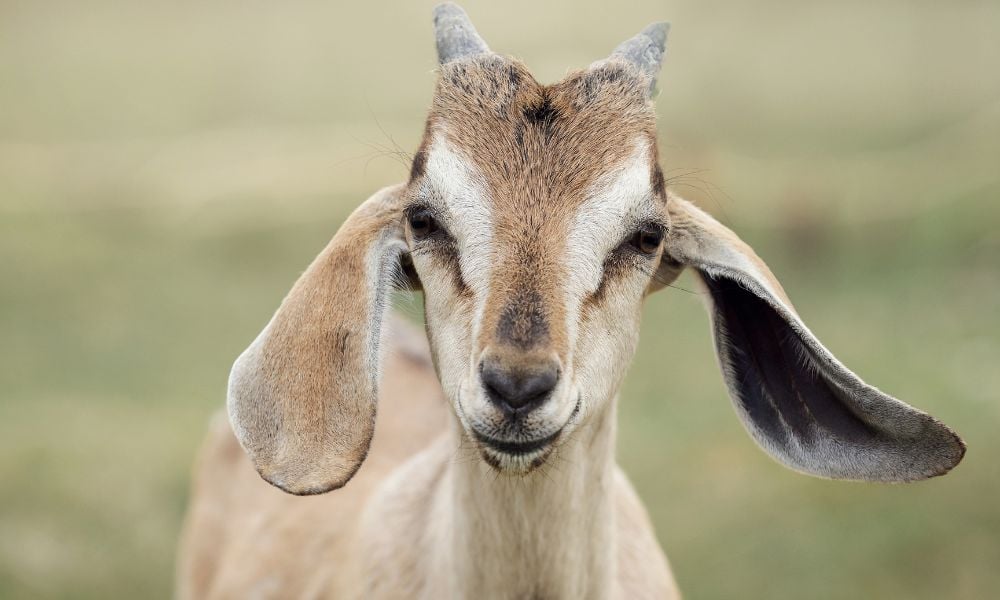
<box><xmin>433</xmin><ymin>3</ymin><xmax>491</xmax><ymax>64</ymax></box>
<box><xmin>607</xmin><ymin>22</ymin><xmax>670</xmax><ymax>94</ymax></box>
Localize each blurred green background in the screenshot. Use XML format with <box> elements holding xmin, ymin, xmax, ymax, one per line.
<box><xmin>2</xmin><ymin>0</ymin><xmax>998</xmax><ymax>598</ymax></box>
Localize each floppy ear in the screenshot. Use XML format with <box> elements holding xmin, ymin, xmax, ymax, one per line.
<box><xmin>227</xmin><ymin>184</ymin><xmax>409</xmax><ymax>495</ymax></box>
<box><xmin>660</xmin><ymin>196</ymin><xmax>965</xmax><ymax>482</ymax></box>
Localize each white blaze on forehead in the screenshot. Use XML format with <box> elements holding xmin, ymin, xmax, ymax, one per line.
<box><xmin>564</xmin><ymin>140</ymin><xmax>656</xmax><ymax>298</ymax></box>
<box><xmin>557</xmin><ymin>138</ymin><xmax>655</xmax><ymax>385</ymax></box>
<box><xmin>422</xmin><ymin>135</ymin><xmax>495</xmax><ymax>372</ymax></box>
<box><xmin>423</xmin><ymin>134</ymin><xmax>495</xmax><ymax>299</ymax></box>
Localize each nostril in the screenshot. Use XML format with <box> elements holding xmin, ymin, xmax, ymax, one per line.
<box><xmin>480</xmin><ymin>360</ymin><xmax>559</xmax><ymax>414</ymax></box>
<box><xmin>482</xmin><ymin>377</ymin><xmax>508</xmax><ymax>406</ymax></box>
<box><xmin>480</xmin><ymin>363</ymin><xmax>516</xmax><ymax>405</ymax></box>
<box><xmin>517</xmin><ymin>368</ymin><xmax>558</xmax><ymax>404</ymax></box>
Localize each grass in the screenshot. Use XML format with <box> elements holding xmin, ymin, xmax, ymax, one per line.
<box><xmin>1</xmin><ymin>0</ymin><xmax>998</xmax><ymax>598</ymax></box>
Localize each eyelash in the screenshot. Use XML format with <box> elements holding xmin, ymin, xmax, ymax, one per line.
<box><xmin>404</xmin><ymin>205</ymin><xmax>456</xmax><ymax>257</ymax></box>
<box><xmin>612</xmin><ymin>222</ymin><xmax>667</xmax><ymax>260</ymax></box>
<box><xmin>406</xmin><ymin>205</ymin><xmax>440</xmax><ymax>234</ymax></box>
<box><xmin>589</xmin><ymin>223</ymin><xmax>667</xmax><ymax>293</ymax></box>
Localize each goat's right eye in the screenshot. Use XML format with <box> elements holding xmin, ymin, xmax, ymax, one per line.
<box><xmin>629</xmin><ymin>223</ymin><xmax>665</xmax><ymax>255</ymax></box>
<box><xmin>408</xmin><ymin>209</ymin><xmax>437</xmax><ymax>238</ymax></box>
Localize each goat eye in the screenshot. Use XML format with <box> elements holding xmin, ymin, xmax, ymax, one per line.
<box><xmin>408</xmin><ymin>209</ymin><xmax>437</xmax><ymax>237</ymax></box>
<box><xmin>630</xmin><ymin>224</ymin><xmax>664</xmax><ymax>255</ymax></box>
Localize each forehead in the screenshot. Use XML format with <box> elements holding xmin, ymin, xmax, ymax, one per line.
<box><xmin>412</xmin><ymin>56</ymin><xmax>665</xmax><ymax>221</ymax></box>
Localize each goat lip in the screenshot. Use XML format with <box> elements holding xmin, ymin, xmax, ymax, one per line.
<box><xmin>472</xmin><ymin>429</ymin><xmax>561</xmax><ymax>456</ymax></box>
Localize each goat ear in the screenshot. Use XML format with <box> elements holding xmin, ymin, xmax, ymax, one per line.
<box><xmin>659</xmin><ymin>196</ymin><xmax>965</xmax><ymax>482</ymax></box>
<box><xmin>227</xmin><ymin>184</ymin><xmax>409</xmax><ymax>495</ymax></box>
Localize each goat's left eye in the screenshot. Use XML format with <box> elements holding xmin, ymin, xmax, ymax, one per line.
<box><xmin>630</xmin><ymin>224</ymin><xmax>664</xmax><ymax>255</ymax></box>
<box><xmin>408</xmin><ymin>208</ymin><xmax>437</xmax><ymax>238</ymax></box>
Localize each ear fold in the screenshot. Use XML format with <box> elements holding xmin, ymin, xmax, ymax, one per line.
<box><xmin>661</xmin><ymin>196</ymin><xmax>965</xmax><ymax>482</ymax></box>
<box><xmin>227</xmin><ymin>184</ymin><xmax>408</xmax><ymax>495</ymax></box>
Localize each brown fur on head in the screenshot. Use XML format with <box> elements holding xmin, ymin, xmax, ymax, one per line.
<box><xmin>226</xmin><ymin>3</ymin><xmax>963</xmax><ymax>494</ymax></box>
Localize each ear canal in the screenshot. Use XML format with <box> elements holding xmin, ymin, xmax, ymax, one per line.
<box><xmin>662</xmin><ymin>196</ymin><xmax>966</xmax><ymax>482</ymax></box>
<box><xmin>433</xmin><ymin>2</ymin><xmax>491</xmax><ymax>64</ymax></box>
<box><xmin>597</xmin><ymin>21</ymin><xmax>670</xmax><ymax>95</ymax></box>
<box><xmin>227</xmin><ymin>184</ymin><xmax>408</xmax><ymax>495</ymax></box>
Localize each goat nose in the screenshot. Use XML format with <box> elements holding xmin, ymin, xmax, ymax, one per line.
<box><xmin>480</xmin><ymin>358</ymin><xmax>559</xmax><ymax>415</ymax></box>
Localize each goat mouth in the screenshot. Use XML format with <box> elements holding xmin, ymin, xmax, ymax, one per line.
<box><xmin>470</xmin><ymin>396</ymin><xmax>582</xmax><ymax>472</ymax></box>
<box><xmin>472</xmin><ymin>429</ymin><xmax>562</xmax><ymax>457</ymax></box>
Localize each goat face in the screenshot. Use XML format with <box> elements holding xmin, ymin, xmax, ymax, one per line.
<box><xmin>225</xmin><ymin>4</ymin><xmax>963</xmax><ymax>494</ymax></box>
<box><xmin>404</xmin><ymin>55</ymin><xmax>668</xmax><ymax>473</ymax></box>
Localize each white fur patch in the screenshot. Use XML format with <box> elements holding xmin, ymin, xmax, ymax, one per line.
<box><xmin>420</xmin><ymin>134</ymin><xmax>496</xmax><ymax>394</ymax></box>
<box><xmin>423</xmin><ymin>135</ymin><xmax>495</xmax><ymax>302</ymax></box>
<box><xmin>562</xmin><ymin>140</ymin><xmax>656</xmax><ymax>346</ymax></box>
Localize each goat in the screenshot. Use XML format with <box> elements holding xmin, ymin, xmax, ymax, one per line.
<box><xmin>176</xmin><ymin>4</ymin><xmax>966</xmax><ymax>598</ymax></box>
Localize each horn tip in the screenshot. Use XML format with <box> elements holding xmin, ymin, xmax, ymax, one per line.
<box><xmin>433</xmin><ymin>2</ymin><xmax>466</xmax><ymax>24</ymax></box>
<box><xmin>608</xmin><ymin>20</ymin><xmax>671</xmax><ymax>90</ymax></box>
<box><xmin>643</xmin><ymin>22</ymin><xmax>671</xmax><ymax>50</ymax></box>
<box><xmin>433</xmin><ymin>2</ymin><xmax>490</xmax><ymax>64</ymax></box>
